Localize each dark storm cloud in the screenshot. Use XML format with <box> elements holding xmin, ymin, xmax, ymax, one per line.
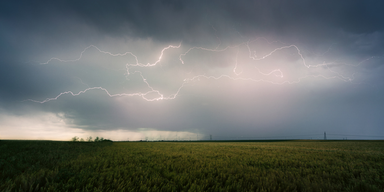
<box><xmin>1</xmin><ymin>0</ymin><xmax>384</xmax><ymax>139</ymax></box>
<box><xmin>2</xmin><ymin>0</ymin><xmax>384</xmax><ymax>41</ymax></box>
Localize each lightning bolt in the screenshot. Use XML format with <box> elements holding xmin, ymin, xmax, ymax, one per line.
<box><xmin>27</xmin><ymin>71</ymin><xmax>187</xmax><ymax>103</ymax></box>
<box><xmin>28</xmin><ymin>37</ymin><xmax>369</xmax><ymax>103</ymax></box>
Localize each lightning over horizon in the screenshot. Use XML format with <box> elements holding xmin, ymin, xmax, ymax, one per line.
<box><xmin>29</xmin><ymin>37</ymin><xmax>364</xmax><ymax>104</ymax></box>
<box><xmin>2</xmin><ymin>0</ymin><xmax>384</xmax><ymax>141</ymax></box>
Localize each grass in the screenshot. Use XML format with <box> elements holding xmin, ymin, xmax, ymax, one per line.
<box><xmin>1</xmin><ymin>140</ymin><xmax>383</xmax><ymax>191</ymax></box>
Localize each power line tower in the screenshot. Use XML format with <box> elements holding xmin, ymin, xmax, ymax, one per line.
<box><xmin>324</xmin><ymin>132</ymin><xmax>327</xmax><ymax>140</ymax></box>
<box><xmin>210</xmin><ymin>135</ymin><xmax>212</xmax><ymax>140</ymax></box>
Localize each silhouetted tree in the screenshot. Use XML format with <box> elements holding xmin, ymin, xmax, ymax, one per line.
<box><xmin>71</xmin><ymin>136</ymin><xmax>79</xmax><ymax>142</ymax></box>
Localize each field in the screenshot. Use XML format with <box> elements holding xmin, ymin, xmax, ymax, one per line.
<box><xmin>1</xmin><ymin>140</ymin><xmax>383</xmax><ymax>191</ymax></box>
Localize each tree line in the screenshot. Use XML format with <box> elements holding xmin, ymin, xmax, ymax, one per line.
<box><xmin>71</xmin><ymin>136</ymin><xmax>112</xmax><ymax>142</ymax></box>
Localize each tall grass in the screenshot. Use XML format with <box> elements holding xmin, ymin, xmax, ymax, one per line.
<box><xmin>1</xmin><ymin>140</ymin><xmax>383</xmax><ymax>191</ymax></box>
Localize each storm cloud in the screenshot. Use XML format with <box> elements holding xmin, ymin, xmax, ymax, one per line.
<box><xmin>1</xmin><ymin>0</ymin><xmax>384</xmax><ymax>140</ymax></box>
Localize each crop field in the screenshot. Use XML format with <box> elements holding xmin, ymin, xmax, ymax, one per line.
<box><xmin>1</xmin><ymin>140</ymin><xmax>383</xmax><ymax>191</ymax></box>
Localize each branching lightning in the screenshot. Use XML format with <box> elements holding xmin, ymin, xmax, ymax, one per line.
<box><xmin>29</xmin><ymin>37</ymin><xmax>367</xmax><ymax>103</ymax></box>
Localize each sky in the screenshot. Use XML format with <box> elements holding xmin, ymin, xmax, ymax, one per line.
<box><xmin>1</xmin><ymin>0</ymin><xmax>384</xmax><ymax>141</ymax></box>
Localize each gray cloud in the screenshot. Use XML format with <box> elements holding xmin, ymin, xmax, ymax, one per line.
<box><xmin>1</xmin><ymin>0</ymin><xmax>384</xmax><ymax>140</ymax></box>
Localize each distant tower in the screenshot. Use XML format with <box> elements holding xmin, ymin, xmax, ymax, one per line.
<box><xmin>210</xmin><ymin>135</ymin><xmax>212</xmax><ymax>140</ymax></box>
<box><xmin>324</xmin><ymin>132</ymin><xmax>327</xmax><ymax>140</ymax></box>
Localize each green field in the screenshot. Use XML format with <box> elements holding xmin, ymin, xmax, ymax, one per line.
<box><xmin>1</xmin><ymin>140</ymin><xmax>383</xmax><ymax>191</ymax></box>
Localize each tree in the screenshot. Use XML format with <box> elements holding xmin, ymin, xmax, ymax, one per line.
<box><xmin>87</xmin><ymin>136</ymin><xmax>93</xmax><ymax>142</ymax></box>
<box><xmin>94</xmin><ymin>137</ymin><xmax>100</xmax><ymax>142</ymax></box>
<box><xmin>80</xmin><ymin>138</ymin><xmax>84</xmax><ymax>142</ymax></box>
<box><xmin>71</xmin><ymin>136</ymin><xmax>79</xmax><ymax>142</ymax></box>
